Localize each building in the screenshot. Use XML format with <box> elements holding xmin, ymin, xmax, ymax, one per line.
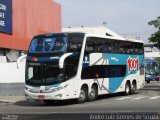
<box><xmin>0</xmin><ymin>0</ymin><xmax>61</xmax><ymax>62</ymax></box>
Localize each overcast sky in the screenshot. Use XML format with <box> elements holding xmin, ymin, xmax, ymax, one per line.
<box><xmin>55</xmin><ymin>0</ymin><xmax>160</xmax><ymax>43</ymax></box>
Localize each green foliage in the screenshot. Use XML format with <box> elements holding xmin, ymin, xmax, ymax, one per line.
<box><xmin>155</xmin><ymin>58</ymin><xmax>160</xmax><ymax>64</ymax></box>
<box><xmin>148</xmin><ymin>31</ymin><xmax>160</xmax><ymax>49</ymax></box>
<box><xmin>148</xmin><ymin>16</ymin><xmax>160</xmax><ymax>28</ymax></box>
<box><xmin>148</xmin><ymin>16</ymin><xmax>160</xmax><ymax>49</ymax></box>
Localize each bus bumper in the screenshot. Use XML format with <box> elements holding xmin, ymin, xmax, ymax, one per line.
<box><xmin>25</xmin><ymin>90</ymin><xmax>67</xmax><ymax>101</ymax></box>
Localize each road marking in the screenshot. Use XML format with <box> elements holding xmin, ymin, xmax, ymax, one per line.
<box><xmin>149</xmin><ymin>96</ymin><xmax>160</xmax><ymax>100</ymax></box>
<box><xmin>116</xmin><ymin>97</ymin><xmax>132</xmax><ymax>101</ymax></box>
<box><xmin>132</xmin><ymin>96</ymin><xmax>147</xmax><ymax>100</ymax></box>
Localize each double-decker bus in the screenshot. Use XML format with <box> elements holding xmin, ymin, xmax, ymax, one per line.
<box><xmin>25</xmin><ymin>32</ymin><xmax>145</xmax><ymax>103</ymax></box>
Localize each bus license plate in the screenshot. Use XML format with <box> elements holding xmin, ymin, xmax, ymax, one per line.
<box><xmin>38</xmin><ymin>95</ymin><xmax>45</xmax><ymax>99</ymax></box>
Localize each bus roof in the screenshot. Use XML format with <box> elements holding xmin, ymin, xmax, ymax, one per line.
<box><xmin>62</xmin><ymin>26</ymin><xmax>143</xmax><ymax>43</ymax></box>
<box><xmin>33</xmin><ymin>26</ymin><xmax>143</xmax><ymax>44</ymax></box>
<box><xmin>144</xmin><ymin>59</ymin><xmax>157</xmax><ymax>63</ymax></box>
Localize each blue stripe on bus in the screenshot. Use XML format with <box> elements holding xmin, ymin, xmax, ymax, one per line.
<box><xmin>51</xmin><ymin>83</ymin><xmax>60</xmax><ymax>88</ymax></box>
<box><xmin>27</xmin><ymin>56</ymin><xmax>61</xmax><ymax>62</ymax></box>
<box><xmin>102</xmin><ymin>53</ymin><xmax>144</xmax><ymax>93</ymax></box>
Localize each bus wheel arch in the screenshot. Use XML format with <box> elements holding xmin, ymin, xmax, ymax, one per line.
<box><xmin>77</xmin><ymin>84</ymin><xmax>88</xmax><ymax>103</ymax></box>
<box><xmin>88</xmin><ymin>83</ymin><xmax>98</xmax><ymax>101</ymax></box>
<box><xmin>124</xmin><ymin>80</ymin><xmax>131</xmax><ymax>95</ymax></box>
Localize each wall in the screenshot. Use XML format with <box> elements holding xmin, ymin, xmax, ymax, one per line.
<box><xmin>0</xmin><ymin>61</ymin><xmax>25</xmax><ymax>96</ymax></box>
<box><xmin>0</xmin><ymin>0</ymin><xmax>61</xmax><ymax>51</ymax></box>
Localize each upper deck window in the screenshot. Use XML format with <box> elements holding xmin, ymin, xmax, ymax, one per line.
<box><xmin>29</xmin><ymin>33</ymin><xmax>84</xmax><ymax>54</ymax></box>
<box><xmin>29</xmin><ymin>37</ymin><xmax>67</xmax><ymax>53</ymax></box>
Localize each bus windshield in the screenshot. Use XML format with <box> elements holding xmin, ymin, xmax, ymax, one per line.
<box><xmin>145</xmin><ymin>63</ymin><xmax>160</xmax><ymax>75</ymax></box>
<box><xmin>29</xmin><ymin>36</ymin><xmax>67</xmax><ymax>53</ymax></box>
<box><xmin>26</xmin><ymin>33</ymin><xmax>84</xmax><ymax>86</ymax></box>
<box><xmin>29</xmin><ymin>33</ymin><xmax>84</xmax><ymax>53</ymax></box>
<box><xmin>26</xmin><ymin>62</ymin><xmax>64</xmax><ymax>85</ymax></box>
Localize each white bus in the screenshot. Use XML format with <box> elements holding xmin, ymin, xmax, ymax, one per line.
<box><xmin>25</xmin><ymin>32</ymin><xmax>145</xmax><ymax>103</ymax></box>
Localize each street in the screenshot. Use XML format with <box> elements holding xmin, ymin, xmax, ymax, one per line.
<box><xmin>0</xmin><ymin>81</ymin><xmax>159</xmax><ymax>114</ymax></box>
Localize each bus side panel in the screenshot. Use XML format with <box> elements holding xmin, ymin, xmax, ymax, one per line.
<box><xmin>102</xmin><ymin>53</ymin><xmax>144</xmax><ymax>93</ymax></box>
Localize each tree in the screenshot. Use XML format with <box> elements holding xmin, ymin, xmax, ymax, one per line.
<box><xmin>148</xmin><ymin>16</ymin><xmax>160</xmax><ymax>49</ymax></box>
<box><xmin>155</xmin><ymin>58</ymin><xmax>160</xmax><ymax>64</ymax></box>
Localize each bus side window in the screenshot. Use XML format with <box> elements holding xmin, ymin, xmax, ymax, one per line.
<box><xmin>114</xmin><ymin>41</ymin><xmax>119</xmax><ymax>53</ymax></box>
<box><xmin>97</xmin><ymin>38</ymin><xmax>103</xmax><ymax>52</ymax></box>
<box><xmin>68</xmin><ymin>36</ymin><xmax>83</xmax><ymax>53</ymax></box>
<box><xmin>85</xmin><ymin>38</ymin><xmax>96</xmax><ymax>54</ymax></box>
<box><xmin>119</xmin><ymin>42</ymin><xmax>125</xmax><ymax>54</ymax></box>
<box><xmin>122</xmin><ymin>42</ymin><xmax>132</xmax><ymax>54</ymax></box>
<box><xmin>102</xmin><ymin>40</ymin><xmax>107</xmax><ymax>53</ymax></box>
<box><xmin>105</xmin><ymin>41</ymin><xmax>112</xmax><ymax>53</ymax></box>
<box><xmin>131</xmin><ymin>42</ymin><xmax>144</xmax><ymax>55</ymax></box>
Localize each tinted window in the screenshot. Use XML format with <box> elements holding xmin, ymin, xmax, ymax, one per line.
<box><xmin>67</xmin><ymin>35</ymin><xmax>84</xmax><ymax>52</ymax></box>
<box><xmin>85</xmin><ymin>37</ymin><xmax>98</xmax><ymax>53</ymax></box>
<box><xmin>81</xmin><ymin>65</ymin><xmax>126</xmax><ymax>79</ymax></box>
<box><xmin>29</xmin><ymin>34</ymin><xmax>84</xmax><ymax>54</ymax></box>
<box><xmin>29</xmin><ymin>37</ymin><xmax>67</xmax><ymax>53</ymax></box>
<box><xmin>133</xmin><ymin>43</ymin><xmax>144</xmax><ymax>55</ymax></box>
<box><xmin>85</xmin><ymin>37</ymin><xmax>143</xmax><ymax>55</ymax></box>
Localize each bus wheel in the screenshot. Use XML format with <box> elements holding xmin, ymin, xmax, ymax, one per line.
<box><xmin>77</xmin><ymin>87</ymin><xmax>88</xmax><ymax>103</ymax></box>
<box><xmin>131</xmin><ymin>81</ymin><xmax>137</xmax><ymax>94</ymax></box>
<box><xmin>147</xmin><ymin>81</ymin><xmax>150</xmax><ymax>84</ymax></box>
<box><xmin>125</xmin><ymin>82</ymin><xmax>131</xmax><ymax>95</ymax></box>
<box><xmin>88</xmin><ymin>85</ymin><xmax>98</xmax><ymax>101</ymax></box>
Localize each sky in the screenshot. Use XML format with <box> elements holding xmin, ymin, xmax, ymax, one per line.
<box><xmin>54</xmin><ymin>0</ymin><xmax>160</xmax><ymax>43</ymax></box>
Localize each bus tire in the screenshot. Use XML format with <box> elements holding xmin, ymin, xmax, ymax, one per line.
<box><xmin>77</xmin><ymin>87</ymin><xmax>88</xmax><ymax>103</ymax></box>
<box><xmin>146</xmin><ymin>81</ymin><xmax>150</xmax><ymax>84</ymax></box>
<box><xmin>131</xmin><ymin>81</ymin><xmax>137</xmax><ymax>94</ymax></box>
<box><xmin>124</xmin><ymin>82</ymin><xmax>131</xmax><ymax>95</ymax></box>
<box><xmin>88</xmin><ymin>85</ymin><xmax>98</xmax><ymax>101</ymax></box>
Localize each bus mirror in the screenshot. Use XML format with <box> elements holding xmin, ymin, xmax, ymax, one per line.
<box><xmin>16</xmin><ymin>54</ymin><xmax>27</xmax><ymax>69</ymax></box>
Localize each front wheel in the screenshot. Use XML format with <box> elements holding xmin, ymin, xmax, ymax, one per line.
<box><xmin>88</xmin><ymin>86</ymin><xmax>98</xmax><ymax>101</ymax></box>
<box><xmin>77</xmin><ymin>87</ymin><xmax>88</xmax><ymax>103</ymax></box>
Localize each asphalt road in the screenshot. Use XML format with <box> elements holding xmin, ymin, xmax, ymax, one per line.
<box><xmin>0</xmin><ymin>81</ymin><xmax>160</xmax><ymax>113</ymax></box>
<box><xmin>0</xmin><ymin>81</ymin><xmax>160</xmax><ymax>120</ymax></box>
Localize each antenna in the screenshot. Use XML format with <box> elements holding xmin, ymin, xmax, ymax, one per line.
<box><xmin>103</xmin><ymin>21</ymin><xmax>107</xmax><ymax>26</ymax></box>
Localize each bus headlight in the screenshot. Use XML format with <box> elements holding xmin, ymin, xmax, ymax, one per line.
<box><xmin>25</xmin><ymin>84</ymin><xmax>68</xmax><ymax>93</ymax></box>
<box><xmin>51</xmin><ymin>84</ymin><xmax>68</xmax><ymax>92</ymax></box>
<box><xmin>25</xmin><ymin>86</ymin><xmax>30</xmax><ymax>91</ymax></box>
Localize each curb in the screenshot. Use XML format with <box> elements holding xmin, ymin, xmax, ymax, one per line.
<box><xmin>0</xmin><ymin>96</ymin><xmax>25</xmax><ymax>103</ymax></box>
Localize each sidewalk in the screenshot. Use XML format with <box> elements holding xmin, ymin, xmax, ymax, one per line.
<box><xmin>0</xmin><ymin>96</ymin><xmax>25</xmax><ymax>103</ymax></box>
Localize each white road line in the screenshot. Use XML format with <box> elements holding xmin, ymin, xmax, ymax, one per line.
<box><xmin>116</xmin><ymin>97</ymin><xmax>132</xmax><ymax>101</ymax></box>
<box><xmin>132</xmin><ymin>96</ymin><xmax>147</xmax><ymax>100</ymax></box>
<box><xmin>149</xmin><ymin>96</ymin><xmax>160</xmax><ymax>100</ymax></box>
